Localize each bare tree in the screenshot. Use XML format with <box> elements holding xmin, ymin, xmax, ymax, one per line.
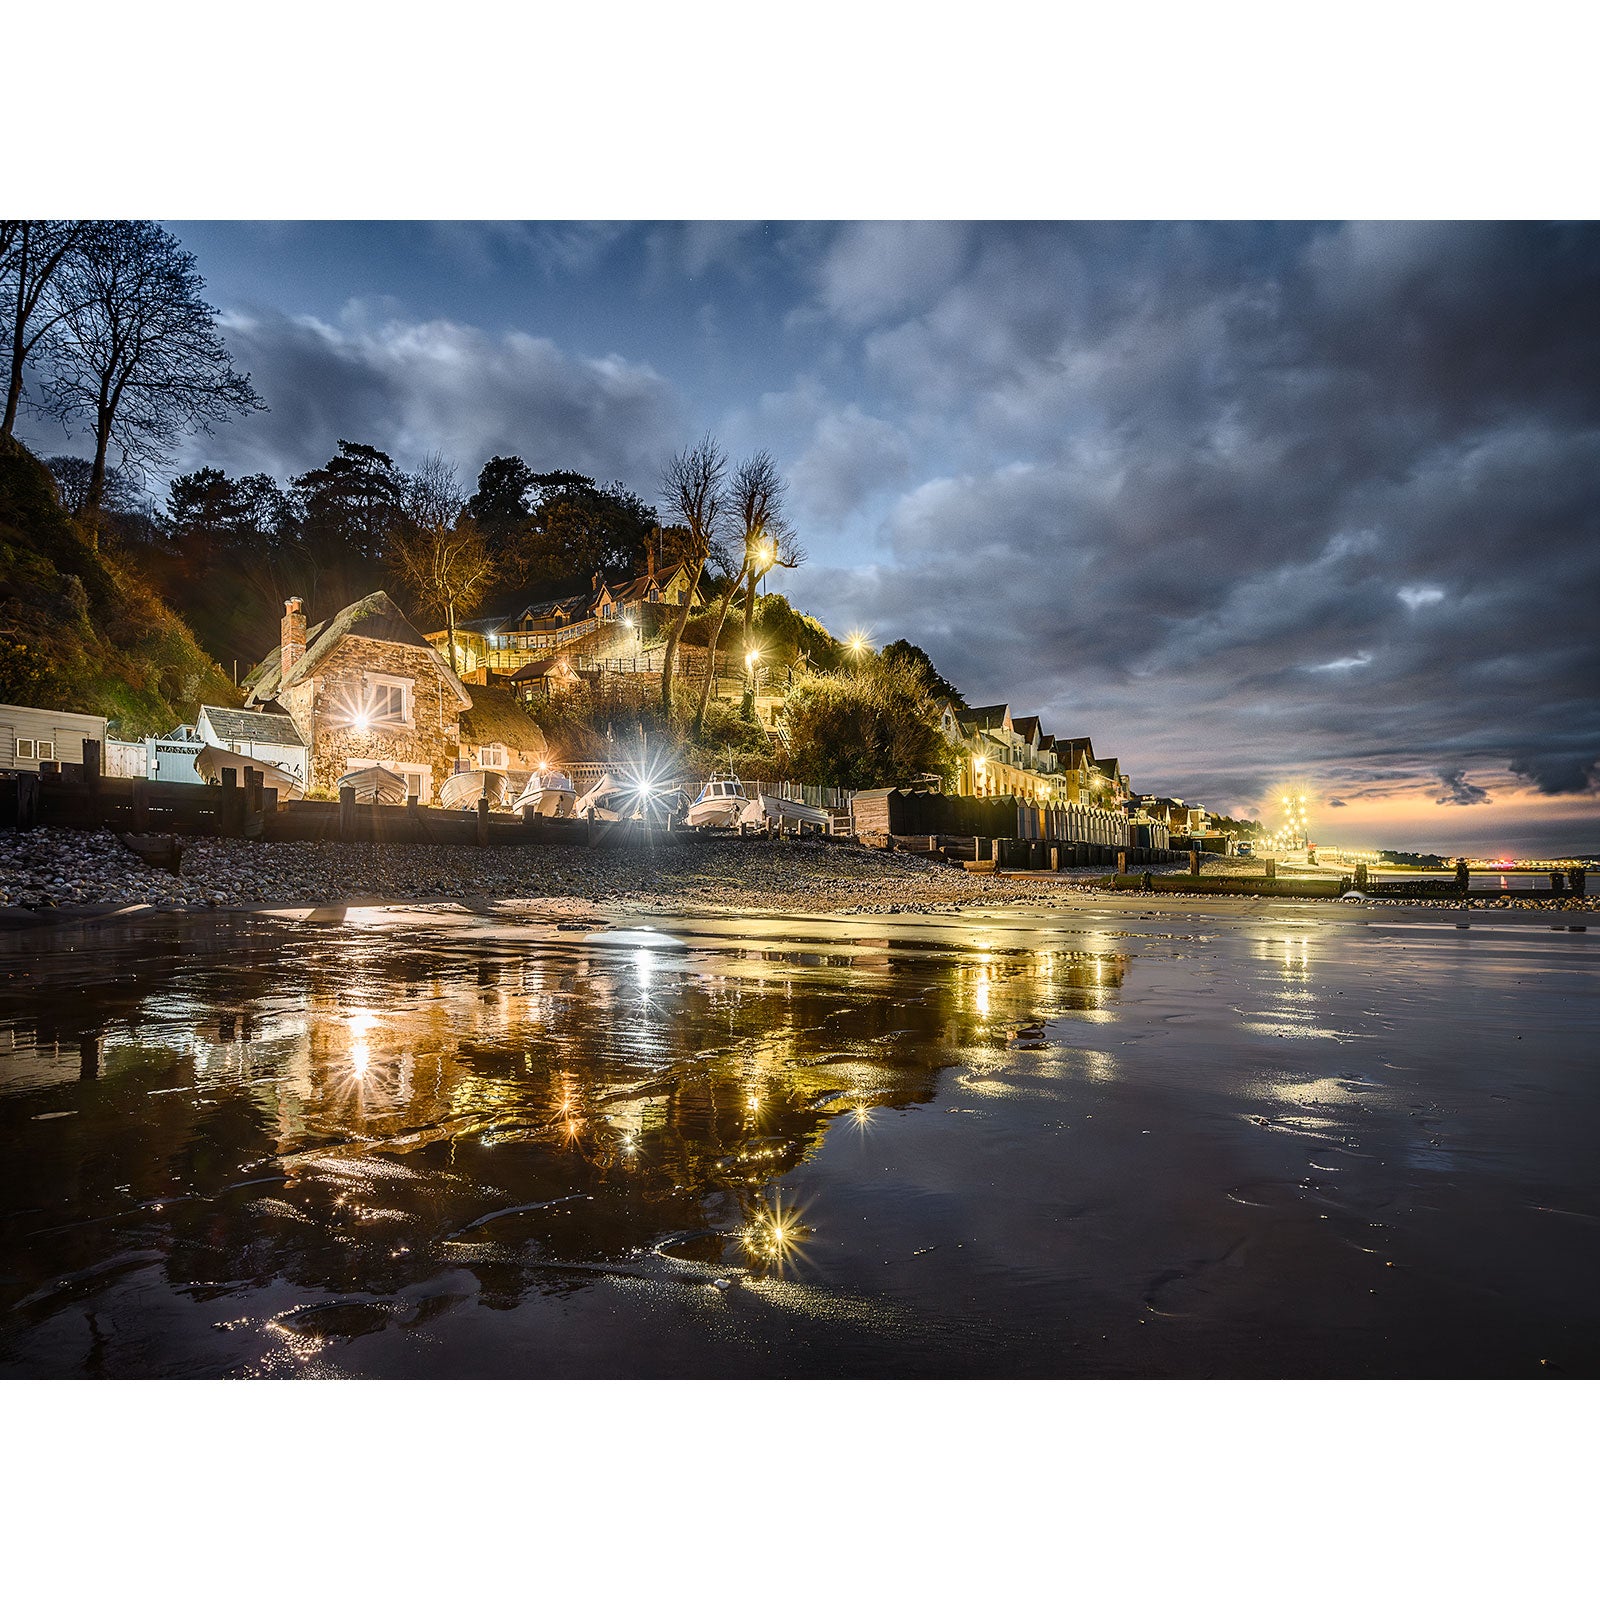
<box><xmin>389</xmin><ymin>511</ymin><xmax>497</xmax><ymax>675</ymax></box>
<box><xmin>41</xmin><ymin>220</ymin><xmax>263</xmax><ymax>542</ymax></box>
<box><xmin>691</xmin><ymin>451</ymin><xmax>803</xmax><ymax>731</ymax></box>
<box><xmin>0</xmin><ymin>220</ymin><xmax>91</xmax><ymax>440</ymax></box>
<box><xmin>403</xmin><ymin>451</ymin><xmax>465</xmax><ymax>530</ymax></box>
<box><xmin>658</xmin><ymin>434</ymin><xmax>729</xmax><ymax>720</ymax></box>
<box><xmin>733</xmin><ymin>449</ymin><xmax>804</xmax><ymax>661</ymax></box>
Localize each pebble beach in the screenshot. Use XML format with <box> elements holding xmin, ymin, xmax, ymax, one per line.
<box><xmin>1</xmin><ymin>826</ymin><xmax>1596</xmax><ymax>920</ymax></box>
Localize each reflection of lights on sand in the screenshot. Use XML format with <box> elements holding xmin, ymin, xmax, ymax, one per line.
<box><xmin>974</xmin><ymin>980</ymin><xmax>990</xmax><ymax>1017</ymax></box>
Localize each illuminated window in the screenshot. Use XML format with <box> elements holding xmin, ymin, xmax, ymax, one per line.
<box><xmin>478</xmin><ymin>743</ymin><xmax>508</xmax><ymax>768</ymax></box>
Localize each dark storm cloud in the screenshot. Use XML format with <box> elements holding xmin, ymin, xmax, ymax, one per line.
<box><xmin>791</xmin><ymin>222</ymin><xmax>1600</xmax><ymax>828</ymax></box>
<box><xmin>177</xmin><ymin>303</ymin><xmax>685</xmax><ymax>489</ymax></box>
<box><xmin>1435</xmin><ymin>770</ymin><xmax>1492</xmax><ymax>806</ymax></box>
<box><xmin>1509</xmin><ymin>751</ymin><xmax>1600</xmax><ymax>795</ymax></box>
<box><xmin>20</xmin><ymin>218</ymin><xmax>1594</xmax><ymax>846</ymax></box>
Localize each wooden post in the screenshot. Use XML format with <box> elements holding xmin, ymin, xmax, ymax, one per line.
<box><xmin>1049</xmin><ymin>845</ymin><xmax>1059</xmax><ymax>871</ymax></box>
<box><xmin>991</xmin><ymin>837</ymin><xmax>1002</xmax><ymax>865</ymax></box>
<box><xmin>1189</xmin><ymin>850</ymin><xmax>1200</xmax><ymax>875</ymax></box>
<box><xmin>339</xmin><ymin>785</ymin><xmax>355</xmax><ymax>842</ymax></box>
<box><xmin>82</xmin><ymin>738</ymin><xmax>102</xmax><ymax>786</ymax></box>
<box><xmin>3</xmin><ymin>771</ymin><xmax>40</xmax><ymax>830</ymax></box>
<box><xmin>406</xmin><ymin>793</ymin><xmax>420</xmax><ymax>842</ymax></box>
<box><xmin>476</xmin><ymin>796</ymin><xmax>490</xmax><ymax>846</ymax></box>
<box><xmin>1117</xmin><ymin>849</ymin><xmax>1128</xmax><ymax>876</ymax></box>
<box><xmin>1355</xmin><ymin>862</ymin><xmax>1368</xmax><ymax>888</ymax></box>
<box><xmin>132</xmin><ymin>778</ymin><xmax>150</xmax><ymax>833</ymax></box>
<box><xmin>220</xmin><ymin>766</ymin><xmax>242</xmax><ymax>837</ymax></box>
<box><xmin>244</xmin><ymin>767</ymin><xmax>263</xmax><ymax>836</ymax></box>
<box><xmin>1266</xmin><ymin>857</ymin><xmax>1277</xmax><ymax>880</ymax></box>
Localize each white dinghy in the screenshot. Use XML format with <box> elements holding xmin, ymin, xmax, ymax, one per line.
<box><xmin>337</xmin><ymin>764</ymin><xmax>410</xmax><ymax>805</ymax></box>
<box><xmin>440</xmin><ymin>768</ymin><xmax>509</xmax><ymax>811</ymax></box>
<box><xmin>511</xmin><ymin>764</ymin><xmax>577</xmax><ymax>818</ymax></box>
<box><xmin>685</xmin><ymin>771</ymin><xmax>747</xmax><ymax>829</ymax></box>
<box><xmin>738</xmin><ymin>791</ymin><xmax>831</xmax><ymax>833</ymax></box>
<box><xmin>195</xmin><ymin>743</ymin><xmax>306</xmax><ymax>800</ymax></box>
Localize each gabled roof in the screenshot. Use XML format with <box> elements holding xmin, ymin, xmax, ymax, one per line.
<box><xmin>198</xmin><ymin>705</ymin><xmax>304</xmax><ymax>747</ymax></box>
<box><xmin>966</xmin><ymin>703</ymin><xmax>1010</xmax><ymax>731</ymax></box>
<box><xmin>610</xmin><ymin>561</ymin><xmax>697</xmax><ymax>606</ymax></box>
<box><xmin>1012</xmin><ymin>715</ymin><xmax>1041</xmax><ymax>744</ymax></box>
<box><xmin>1055</xmin><ymin>736</ymin><xmax>1095</xmax><ymax>765</ymax></box>
<box><xmin>1093</xmin><ymin>755</ymin><xmax>1122</xmax><ymax>777</ymax></box>
<box><xmin>508</xmin><ymin>657</ymin><xmax>579</xmax><ymax>682</ymax></box>
<box><xmin>459</xmin><ymin>682</ymin><xmax>549</xmax><ymax>754</ymax></box>
<box><xmin>245</xmin><ymin>592</ymin><xmax>472</xmax><ymax>708</ymax></box>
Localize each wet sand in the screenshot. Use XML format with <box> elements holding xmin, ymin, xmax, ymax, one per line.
<box><xmin>1</xmin><ymin>897</ymin><xmax>1596</xmax><ymax>1377</ymax></box>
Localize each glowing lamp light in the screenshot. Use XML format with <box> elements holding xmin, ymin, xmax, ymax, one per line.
<box><xmin>352</xmin><ymin>711</ymin><xmax>370</xmax><ymax>733</ymax></box>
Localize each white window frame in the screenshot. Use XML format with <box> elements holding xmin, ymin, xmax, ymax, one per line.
<box><xmin>478</xmin><ymin>743</ymin><xmax>508</xmax><ymax>769</ymax></box>
<box><xmin>363</xmin><ymin>672</ymin><xmax>415</xmax><ymax>728</ymax></box>
<box><xmin>17</xmin><ymin>737</ymin><xmax>36</xmax><ymax>760</ymax></box>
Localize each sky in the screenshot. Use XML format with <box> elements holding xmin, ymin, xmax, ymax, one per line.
<box><xmin>18</xmin><ymin>221</ymin><xmax>1600</xmax><ymax>856</ymax></box>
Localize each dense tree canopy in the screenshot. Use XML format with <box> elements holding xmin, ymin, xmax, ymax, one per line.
<box><xmin>880</xmin><ymin>638</ymin><xmax>965</xmax><ymax>707</ymax></box>
<box><xmin>465</xmin><ymin>454</ymin><xmax>659</xmax><ymax>583</ymax></box>
<box><xmin>781</xmin><ymin>656</ymin><xmax>961</xmax><ymax>790</ymax></box>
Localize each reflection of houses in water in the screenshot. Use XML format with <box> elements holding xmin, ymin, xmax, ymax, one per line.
<box><xmin>2</xmin><ymin>929</ymin><xmax>1141</xmax><ymax>1307</ymax></box>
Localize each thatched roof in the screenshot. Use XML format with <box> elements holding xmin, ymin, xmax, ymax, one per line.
<box><xmin>244</xmin><ymin>592</ymin><xmax>471</xmax><ymax>708</ymax></box>
<box><xmin>458</xmin><ymin>682</ymin><xmax>548</xmax><ymax>756</ymax></box>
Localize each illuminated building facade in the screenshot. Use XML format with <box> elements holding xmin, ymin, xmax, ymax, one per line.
<box><xmin>243</xmin><ymin>593</ymin><xmax>472</xmax><ymax>801</ymax></box>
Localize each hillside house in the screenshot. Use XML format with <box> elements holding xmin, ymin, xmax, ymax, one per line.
<box><xmin>429</xmin><ymin>559</ymin><xmax>704</xmax><ymax>679</ymax></box>
<box><xmin>242</xmin><ymin>593</ymin><xmax>471</xmax><ymax>802</ymax></box>
<box><xmin>508</xmin><ymin>656</ymin><xmax>584</xmax><ymax>701</ymax></box>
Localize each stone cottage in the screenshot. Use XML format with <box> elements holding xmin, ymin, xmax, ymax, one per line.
<box><xmin>242</xmin><ymin>593</ymin><xmax>471</xmax><ymax>801</ymax></box>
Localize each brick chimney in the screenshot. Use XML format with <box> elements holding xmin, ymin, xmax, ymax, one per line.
<box><xmin>281</xmin><ymin>597</ymin><xmax>306</xmax><ymax>680</ymax></box>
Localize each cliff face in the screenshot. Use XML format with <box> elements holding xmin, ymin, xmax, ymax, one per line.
<box><xmin>0</xmin><ymin>440</ymin><xmax>237</xmax><ymax>736</ymax></box>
